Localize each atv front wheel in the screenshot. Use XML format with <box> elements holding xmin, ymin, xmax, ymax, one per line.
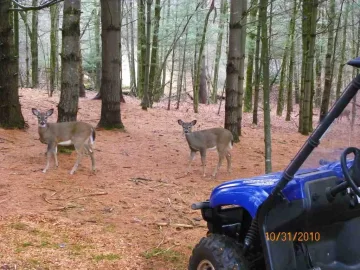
<box><xmin>188</xmin><ymin>234</ymin><xmax>250</xmax><ymax>270</ymax></box>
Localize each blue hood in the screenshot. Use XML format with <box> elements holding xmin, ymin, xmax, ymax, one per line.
<box><xmin>209</xmin><ymin>159</ymin><xmax>353</xmax><ymax>218</ymax></box>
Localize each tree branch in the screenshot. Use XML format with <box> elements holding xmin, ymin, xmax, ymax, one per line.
<box><xmin>10</xmin><ymin>0</ymin><xmax>63</xmax><ymax>11</ymax></box>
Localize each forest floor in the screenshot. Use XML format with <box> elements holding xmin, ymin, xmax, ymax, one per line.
<box><xmin>0</xmin><ymin>88</ymin><xmax>310</xmax><ymax>269</ymax></box>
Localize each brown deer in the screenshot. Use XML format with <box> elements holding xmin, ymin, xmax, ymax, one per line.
<box><xmin>177</xmin><ymin>119</ymin><xmax>234</xmax><ymax>178</ymax></box>
<box><xmin>32</xmin><ymin>108</ymin><xmax>96</xmax><ymax>174</ymax></box>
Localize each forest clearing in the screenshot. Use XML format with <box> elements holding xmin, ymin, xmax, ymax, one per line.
<box><xmin>2</xmin><ymin>0</ymin><xmax>360</xmax><ymax>268</ymax></box>
<box><xmin>0</xmin><ymin>87</ymin><xmax>306</xmax><ymax>269</ymax></box>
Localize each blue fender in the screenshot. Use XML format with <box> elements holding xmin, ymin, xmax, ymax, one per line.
<box><xmin>210</xmin><ymin>184</ymin><xmax>269</xmax><ymax>218</ymax></box>
<box><xmin>209</xmin><ymin>173</ymin><xmax>283</xmax><ymax>218</ymax></box>
<box><xmin>209</xmin><ymin>158</ymin><xmax>355</xmax><ymax>218</ymax></box>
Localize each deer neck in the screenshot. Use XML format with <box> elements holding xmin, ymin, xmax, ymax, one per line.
<box><xmin>38</xmin><ymin>124</ymin><xmax>51</xmax><ymax>143</ymax></box>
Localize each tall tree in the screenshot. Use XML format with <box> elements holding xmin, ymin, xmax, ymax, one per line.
<box><xmin>285</xmin><ymin>0</ymin><xmax>297</xmax><ymax>121</ymax></box>
<box><xmin>276</xmin><ymin>3</ymin><xmax>293</xmax><ymax>117</ymax></box>
<box><xmin>300</xmin><ymin>0</ymin><xmax>318</xmax><ymax>134</ymax></box>
<box><xmin>0</xmin><ymin>0</ymin><xmax>25</xmax><ymax>128</ymax></box>
<box><xmin>237</xmin><ymin>0</ymin><xmax>247</xmax><ymax>136</ymax></box>
<box><xmin>335</xmin><ymin>1</ymin><xmax>349</xmax><ymax>100</ymax></box>
<box><xmin>141</xmin><ymin>0</ymin><xmax>152</xmax><ymax>110</ymax></box>
<box><xmin>224</xmin><ymin>0</ymin><xmax>241</xmax><ymax>142</ymax></box>
<box><xmin>259</xmin><ymin>0</ymin><xmax>271</xmax><ymax>173</ymax></box>
<box><xmin>252</xmin><ymin>1</ymin><xmax>262</xmax><ymax>125</ymax></box>
<box><xmin>98</xmin><ymin>0</ymin><xmax>124</xmax><ymax>129</ymax></box>
<box><xmin>31</xmin><ymin>0</ymin><xmax>39</xmax><ymax>88</ymax></box>
<box><xmin>57</xmin><ymin>0</ymin><xmax>81</xmax><ymax>122</ymax></box>
<box><xmin>319</xmin><ymin>0</ymin><xmax>335</xmax><ymax>121</ymax></box>
<box><xmin>244</xmin><ymin>0</ymin><xmax>258</xmax><ymax>112</ymax></box>
<box><xmin>193</xmin><ymin>0</ymin><xmax>214</xmax><ymax>113</ymax></box>
<box><xmin>148</xmin><ymin>0</ymin><xmax>161</xmax><ymax>106</ymax></box>
<box><xmin>137</xmin><ymin>0</ymin><xmax>146</xmax><ymax>97</ymax></box>
<box><xmin>49</xmin><ymin>3</ymin><xmax>60</xmax><ymax>97</ymax></box>
<box><xmin>212</xmin><ymin>0</ymin><xmax>227</xmax><ymax>103</ymax></box>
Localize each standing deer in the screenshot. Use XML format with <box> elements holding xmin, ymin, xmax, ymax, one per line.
<box><xmin>177</xmin><ymin>119</ymin><xmax>234</xmax><ymax>178</ymax></box>
<box><xmin>32</xmin><ymin>108</ymin><xmax>96</xmax><ymax>174</ymax></box>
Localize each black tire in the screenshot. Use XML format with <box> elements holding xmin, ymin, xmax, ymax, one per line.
<box><xmin>188</xmin><ymin>234</ymin><xmax>250</xmax><ymax>270</ymax></box>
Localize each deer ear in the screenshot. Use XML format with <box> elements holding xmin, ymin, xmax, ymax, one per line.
<box><xmin>32</xmin><ymin>108</ymin><xmax>39</xmax><ymax>116</ymax></box>
<box><xmin>191</xmin><ymin>120</ymin><xmax>197</xmax><ymax>126</ymax></box>
<box><xmin>177</xmin><ymin>119</ymin><xmax>183</xmax><ymax>125</ymax></box>
<box><xmin>46</xmin><ymin>109</ymin><xmax>54</xmax><ymax>116</ymax></box>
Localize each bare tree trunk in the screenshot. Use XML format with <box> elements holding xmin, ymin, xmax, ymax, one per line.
<box><xmin>301</xmin><ymin>0</ymin><xmax>318</xmax><ymax>134</ymax></box>
<box><xmin>212</xmin><ymin>0</ymin><xmax>227</xmax><ymax>103</ymax></box>
<box><xmin>167</xmin><ymin>43</ymin><xmax>176</xmax><ymax>110</ymax></box>
<box><xmin>119</xmin><ymin>0</ymin><xmax>125</xmax><ymax>103</ymax></box>
<box><xmin>0</xmin><ymin>0</ymin><xmax>25</xmax><ymax>128</ymax></box>
<box><xmin>260</xmin><ymin>0</ymin><xmax>272</xmax><ymax>173</ymax></box>
<box><xmin>127</xmin><ymin>0</ymin><xmax>136</xmax><ymax>93</ymax></box>
<box><xmin>319</xmin><ymin>0</ymin><xmax>335</xmax><ymax>121</ymax></box>
<box><xmin>25</xmin><ymin>12</ymin><xmax>30</xmax><ymax>87</ymax></box>
<box><xmin>335</xmin><ymin>1</ymin><xmax>349</xmax><ymax>100</ymax></box>
<box><xmin>237</xmin><ymin>0</ymin><xmax>247</xmax><ymax>136</ymax></box>
<box><xmin>244</xmin><ymin>0</ymin><xmax>257</xmax><ymax>112</ymax></box>
<box><xmin>193</xmin><ymin>0</ymin><xmax>214</xmax><ymax>113</ymax></box>
<box><xmin>176</xmin><ymin>29</ymin><xmax>188</xmax><ymax>109</ymax></box>
<box><xmin>285</xmin><ymin>0</ymin><xmax>297</xmax><ymax>121</ymax></box>
<box><xmin>225</xmin><ymin>0</ymin><xmax>241</xmax><ymax>143</ymax></box>
<box><xmin>57</xmin><ymin>0</ymin><xmax>81</xmax><ymax>122</ymax></box>
<box><xmin>252</xmin><ymin>1</ymin><xmax>261</xmax><ymax>125</ymax></box>
<box><xmin>13</xmin><ymin>2</ymin><xmax>20</xmax><ymax>86</ymax></box>
<box><xmin>79</xmin><ymin>48</ymin><xmax>85</xmax><ymax>98</ymax></box>
<box><xmin>276</xmin><ymin>10</ymin><xmax>292</xmax><ymax>116</ymax></box>
<box><xmin>31</xmin><ymin>0</ymin><xmax>39</xmax><ymax>88</ymax></box>
<box><xmin>137</xmin><ymin>0</ymin><xmax>146</xmax><ymax>98</ymax></box>
<box><xmin>199</xmin><ymin>55</ymin><xmax>208</xmax><ymax>104</ymax></box>
<box><xmin>314</xmin><ymin>42</ymin><xmax>322</xmax><ymax>107</ymax></box>
<box><xmin>98</xmin><ymin>0</ymin><xmax>124</xmax><ymax>129</ymax></box>
<box><xmin>95</xmin><ymin>0</ymin><xmax>101</xmax><ymax>92</ymax></box>
<box><xmin>50</xmin><ymin>4</ymin><xmax>60</xmax><ymax>97</ymax></box>
<box><xmin>148</xmin><ymin>0</ymin><xmax>161</xmax><ymax>106</ymax></box>
<box><xmin>141</xmin><ymin>0</ymin><xmax>152</xmax><ymax>110</ymax></box>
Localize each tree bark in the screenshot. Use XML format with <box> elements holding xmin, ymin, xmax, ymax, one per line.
<box><xmin>237</xmin><ymin>0</ymin><xmax>247</xmax><ymax>136</ymax></box>
<box><xmin>137</xmin><ymin>0</ymin><xmax>146</xmax><ymax>98</ymax></box>
<box><xmin>193</xmin><ymin>0</ymin><xmax>214</xmax><ymax>113</ymax></box>
<box><xmin>58</xmin><ymin>0</ymin><xmax>81</xmax><ymax>122</ymax></box>
<box><xmin>252</xmin><ymin>0</ymin><xmax>261</xmax><ymax>125</ymax></box>
<box><xmin>301</xmin><ymin>0</ymin><xmax>318</xmax><ymax>134</ymax></box>
<box><xmin>212</xmin><ymin>0</ymin><xmax>227</xmax><ymax>103</ymax></box>
<box><xmin>141</xmin><ymin>0</ymin><xmax>152</xmax><ymax>110</ymax></box>
<box><xmin>148</xmin><ymin>0</ymin><xmax>161</xmax><ymax>106</ymax></box>
<box><xmin>31</xmin><ymin>0</ymin><xmax>39</xmax><ymax>88</ymax></box>
<box><xmin>225</xmin><ymin>0</ymin><xmax>241</xmax><ymax>143</ymax></box>
<box><xmin>335</xmin><ymin>1</ymin><xmax>349</xmax><ymax>100</ymax></box>
<box><xmin>49</xmin><ymin>3</ymin><xmax>60</xmax><ymax>97</ymax></box>
<box><xmin>98</xmin><ymin>0</ymin><xmax>124</xmax><ymax>129</ymax></box>
<box><xmin>244</xmin><ymin>0</ymin><xmax>257</xmax><ymax>112</ymax></box>
<box><xmin>260</xmin><ymin>0</ymin><xmax>272</xmax><ymax>173</ymax></box>
<box><xmin>0</xmin><ymin>0</ymin><xmax>25</xmax><ymax>129</ymax></box>
<box><xmin>319</xmin><ymin>0</ymin><xmax>335</xmax><ymax>121</ymax></box>
<box><xmin>285</xmin><ymin>0</ymin><xmax>297</xmax><ymax>121</ymax></box>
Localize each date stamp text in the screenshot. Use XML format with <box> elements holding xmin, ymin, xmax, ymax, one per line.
<box><xmin>265</xmin><ymin>231</ymin><xmax>320</xmax><ymax>242</ymax></box>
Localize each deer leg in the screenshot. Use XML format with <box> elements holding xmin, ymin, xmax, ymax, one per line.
<box><xmin>43</xmin><ymin>142</ymin><xmax>55</xmax><ymax>173</ymax></box>
<box><xmin>212</xmin><ymin>152</ymin><xmax>224</xmax><ymax>178</ymax></box>
<box><xmin>226</xmin><ymin>151</ymin><xmax>232</xmax><ymax>174</ymax></box>
<box><xmin>54</xmin><ymin>145</ymin><xmax>58</xmax><ymax>168</ymax></box>
<box><xmin>84</xmin><ymin>144</ymin><xmax>96</xmax><ymax>172</ymax></box>
<box><xmin>187</xmin><ymin>150</ymin><xmax>196</xmax><ymax>174</ymax></box>
<box><xmin>70</xmin><ymin>143</ymin><xmax>84</xmax><ymax>175</ymax></box>
<box><xmin>200</xmin><ymin>149</ymin><xmax>207</xmax><ymax>177</ymax></box>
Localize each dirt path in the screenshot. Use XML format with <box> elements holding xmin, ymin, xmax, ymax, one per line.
<box><xmin>0</xmin><ymin>88</ymin><xmax>307</xmax><ymax>269</ymax></box>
